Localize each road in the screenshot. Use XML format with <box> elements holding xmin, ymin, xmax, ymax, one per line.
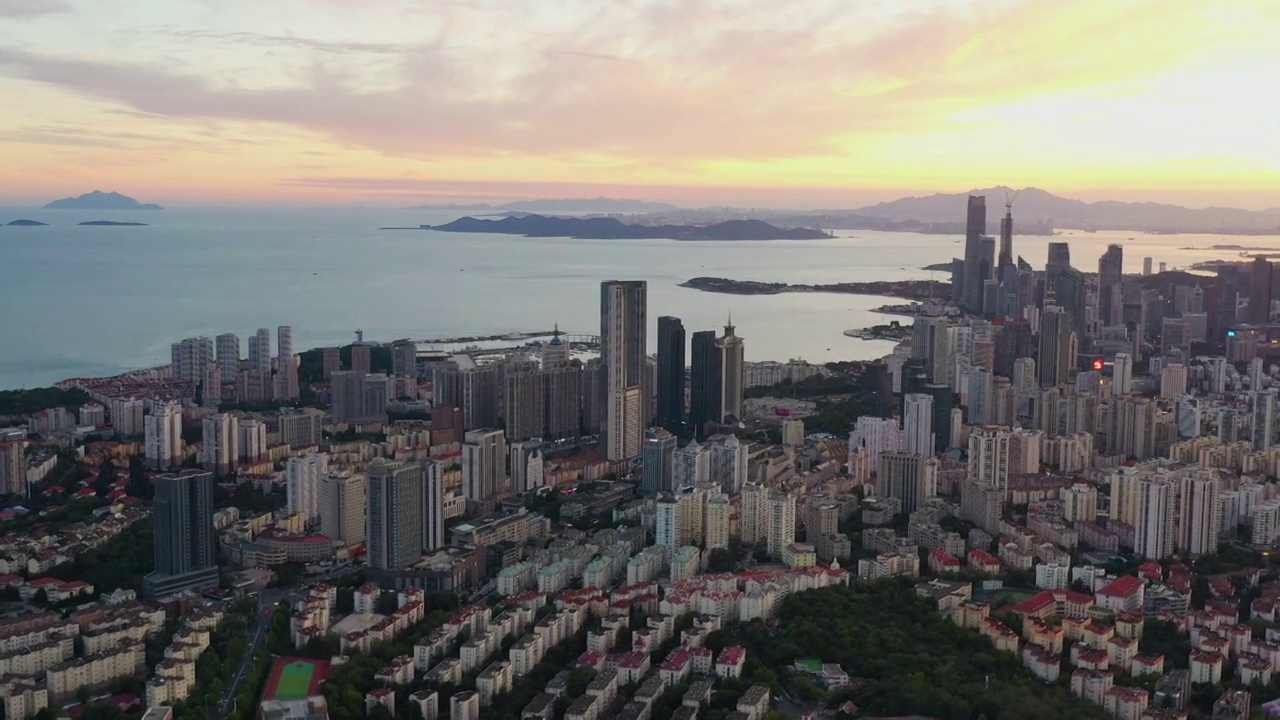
<box><xmin>210</xmin><ymin>590</ymin><xmax>287</xmax><ymax>720</ymax></box>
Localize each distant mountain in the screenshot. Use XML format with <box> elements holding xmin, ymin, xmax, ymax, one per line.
<box><xmin>428</xmin><ymin>214</ymin><xmax>831</xmax><ymax>241</ymax></box>
<box><xmin>6</xmin><ymin>219</ymin><xmax>47</xmax><ymax>226</ymax></box>
<box><xmin>410</xmin><ymin>197</ymin><xmax>679</xmax><ymax>214</ymax></box>
<box><xmin>44</xmin><ymin>191</ymin><xmax>163</xmax><ymax>210</ymax></box>
<box><xmin>851</xmin><ymin>186</ymin><xmax>1280</xmax><ymax>233</ymax></box>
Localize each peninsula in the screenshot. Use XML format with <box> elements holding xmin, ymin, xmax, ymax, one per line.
<box><xmin>425</xmin><ymin>214</ymin><xmax>831</xmax><ymax>241</ymax></box>
<box><xmin>79</xmin><ymin>220</ymin><xmax>149</xmax><ymax>226</ymax></box>
<box><xmin>6</xmin><ymin>219</ymin><xmax>47</xmax><ymax>226</ymax></box>
<box><xmin>679</xmin><ymin>276</ymin><xmax>948</xmax><ymax>303</ymax></box>
<box><xmin>44</xmin><ymin>190</ymin><xmax>163</xmax><ymax>210</ymax></box>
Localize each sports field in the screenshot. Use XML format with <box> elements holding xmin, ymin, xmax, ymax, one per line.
<box><xmin>263</xmin><ymin>657</ymin><xmax>331</xmax><ymax>701</ymax></box>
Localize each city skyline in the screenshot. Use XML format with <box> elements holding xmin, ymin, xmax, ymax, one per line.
<box><xmin>0</xmin><ymin>1</ymin><xmax>1276</xmax><ymax>207</ymax></box>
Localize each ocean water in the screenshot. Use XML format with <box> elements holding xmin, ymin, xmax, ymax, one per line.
<box><xmin>0</xmin><ymin>206</ymin><xmax>1275</xmax><ymax>390</ymax></box>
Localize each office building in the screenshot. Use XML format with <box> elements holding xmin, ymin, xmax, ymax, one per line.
<box><xmin>878</xmin><ymin>452</ymin><xmax>937</xmax><ymax>515</ymax></box>
<box><xmin>968</xmin><ymin>427</ymin><xmax>1010</xmax><ymax>491</ymax></box>
<box><xmin>201</xmin><ymin>413</ymin><xmax>238</xmax><ymax>475</ymax></box>
<box><xmin>1037</xmin><ymin>306</ymin><xmax>1076</xmax><ymax>388</ymax></box>
<box><xmin>1161</xmin><ymin>364</ymin><xmax>1188</xmax><ymax>399</ymax></box>
<box><xmin>1251</xmin><ymin>257</ymin><xmax>1273</xmax><ymax>324</ymax></box>
<box><xmin>689</xmin><ymin>330</ymin><xmax>721</xmax><ymax>437</ymax></box>
<box><xmin>144</xmin><ymin>470</ymin><xmax>217</xmax><ymax>599</ymax></box>
<box><xmin>144</xmin><ymin>402</ymin><xmax>183</xmax><ymax>469</ymax></box>
<box><xmin>286</xmin><ymin>453</ymin><xmax>328</xmax><ymax>526</ymax></box>
<box><xmin>330</xmin><ymin>371</ymin><xmax>389</xmax><ymax>425</ymax></box>
<box><xmin>320</xmin><ymin>471</ymin><xmax>366</xmax><ymax>548</ymax></box>
<box><xmin>717</xmin><ymin>318</ymin><xmax>745</xmax><ymax>423</ymax></box>
<box><xmin>641</xmin><ymin>429</ymin><xmax>678</xmax><ymax>495</ymax></box>
<box><xmin>423</xmin><ymin>461</ymin><xmax>445</xmax><ymax>553</ymax></box>
<box><xmin>902</xmin><ymin>393</ymin><xmax>934</xmax><ymax>456</ymax></box>
<box><xmin>600</xmin><ymin>280</ymin><xmax>647</xmax><ymax>461</ymax></box>
<box><xmin>279</xmin><ymin>407</ymin><xmax>323</xmax><ymax>449</ymax></box>
<box><xmin>656</xmin><ymin>316</ymin><xmax>686</xmax><ymax>432</ymax></box>
<box><xmin>391</xmin><ymin>340</ymin><xmax>417</xmax><ymax>377</ymax></box>
<box><xmin>1098</xmin><ymin>244</ymin><xmax>1124</xmax><ymax>327</ymax></box>
<box><xmin>510</xmin><ymin>439</ymin><xmax>545</xmax><ymax>495</ymax></box>
<box><xmin>215</xmin><ymin>334</ymin><xmax>240</xmax><ymax>383</ymax></box>
<box><xmin>961</xmin><ymin>195</ymin><xmax>988</xmax><ymax>311</ymax></box>
<box><xmin>1253</xmin><ymin>390</ymin><xmax>1276</xmax><ymax>451</ymax></box>
<box><xmin>367</xmin><ymin>459</ymin><xmax>424</xmax><ymax>570</ymax></box>
<box><xmin>462</xmin><ymin>429</ymin><xmax>507</xmax><ymax>502</ymax></box>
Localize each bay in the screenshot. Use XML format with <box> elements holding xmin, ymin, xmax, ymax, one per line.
<box><xmin>0</xmin><ymin>206</ymin><xmax>1272</xmax><ymax>390</ymax></box>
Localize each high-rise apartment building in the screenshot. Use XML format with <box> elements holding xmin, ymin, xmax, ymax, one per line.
<box><xmin>201</xmin><ymin>413</ymin><xmax>238</xmax><ymax>475</ymax></box>
<box><xmin>144</xmin><ymin>470</ymin><xmax>217</xmax><ymax>599</ymax></box>
<box><xmin>509</xmin><ymin>439</ymin><xmax>545</xmax><ymax>495</ymax></box>
<box><xmin>350</xmin><ymin>344</ymin><xmax>372</xmax><ymax>374</ymax></box>
<box><xmin>656</xmin><ymin>316</ymin><xmax>686</xmax><ymax>432</ymax></box>
<box><xmin>902</xmin><ymin>393</ymin><xmax>934</xmax><ymax>456</ymax></box>
<box><xmin>1135</xmin><ymin>478</ymin><xmax>1176</xmax><ymax>560</ymax></box>
<box><xmin>144</xmin><ymin>402</ymin><xmax>183</xmax><ymax>469</ymax></box>
<box><xmin>850</xmin><ymin>417</ymin><xmax>903</xmax><ymax>476</ymax></box>
<box><xmin>1181</xmin><ymin>473</ymin><xmax>1220</xmax><ymax>557</ymax></box>
<box><xmin>704</xmin><ymin>494</ymin><xmax>730</xmax><ymax>550</ymax></box>
<box><xmin>462</xmin><ymin>429</ymin><xmax>507</xmax><ymax>502</ymax></box>
<box><xmin>688</xmin><ymin>330</ymin><xmax>721</xmax><ymax>437</ymax></box>
<box><xmin>0</xmin><ymin>441</ymin><xmax>26</xmax><ymax>496</ymax></box>
<box><xmin>673</xmin><ymin>439</ymin><xmax>711</xmax><ymax>488</ymax></box>
<box><xmin>330</xmin><ymin>371</ymin><xmax>389</xmax><ymax>425</ymax></box>
<box><xmin>320</xmin><ymin>471</ymin><xmax>365</xmax><ymax>548</ymax></box>
<box><xmin>717</xmin><ymin>320</ymin><xmax>745</xmax><ymax>422</ymax></box>
<box><xmin>423</xmin><ymin>461</ymin><xmax>445</xmax><ymax>553</ymax></box>
<box><xmin>543</xmin><ymin>362</ymin><xmax>582</xmax><ymax>440</ymax></box>
<box><xmin>238</xmin><ymin>418</ymin><xmax>266</xmax><ymax>462</ymax></box>
<box><xmin>968</xmin><ymin>427</ymin><xmax>1011</xmax><ymax>491</ymax></box>
<box><xmin>641</xmin><ymin>429</ymin><xmax>677</xmax><ymax>495</ymax></box>
<box><xmin>367</xmin><ymin>459</ymin><xmax>424</xmax><ymax>570</ymax></box>
<box><xmin>1251</xmin><ymin>257</ymin><xmax>1273</xmax><ymax>325</ymax></box>
<box><xmin>171</xmin><ymin>337</ymin><xmax>214</xmax><ymax>383</ymax></box>
<box><xmin>391</xmin><ymin>340</ymin><xmax>417</xmax><ymax>377</ymax></box>
<box><xmin>1112</xmin><ymin>353</ymin><xmax>1133</xmax><ymax>395</ymax></box>
<box><xmin>275</xmin><ymin>326</ymin><xmax>299</xmax><ymax>400</ymax></box>
<box><xmin>215</xmin><ymin>334</ymin><xmax>240</xmax><ymax>383</ymax></box>
<box><xmin>278</xmin><ymin>407</ymin><xmax>323</xmax><ymax>449</ymax></box>
<box><xmin>766</xmin><ymin>492</ymin><xmax>796</xmax><ymax>560</ymax></box>
<box><xmin>286</xmin><ymin>453</ymin><xmax>328</xmax><ymax>526</ymax></box>
<box><xmin>248</xmin><ymin>328</ymin><xmax>272</xmax><ymax>375</ymax></box>
<box><xmin>655</xmin><ymin>495</ymin><xmax>682</xmax><ymax>549</ymax></box>
<box><xmin>878</xmin><ymin>452</ymin><xmax>938</xmax><ymax>515</ymax></box>
<box><xmin>504</xmin><ymin>367</ymin><xmax>546</xmax><ymax>442</ymax></box>
<box><xmin>322</xmin><ymin>347</ymin><xmax>341</xmax><ymax>378</ymax></box>
<box><xmin>1253</xmin><ymin>390</ymin><xmax>1277</xmax><ymax>452</ymax></box>
<box><xmin>600</xmin><ymin>281</ymin><xmax>647</xmax><ymax>461</ymax></box>
<box><xmin>708</xmin><ymin>434</ymin><xmax>748</xmax><ymax>494</ymax></box>
<box><xmin>740</xmin><ymin>483</ymin><xmax>766</xmax><ymax>545</ymax></box>
<box><xmin>1037</xmin><ymin>306</ymin><xmax>1076</xmax><ymax>388</ymax></box>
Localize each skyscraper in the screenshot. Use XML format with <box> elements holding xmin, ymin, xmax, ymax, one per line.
<box><xmin>0</xmin><ymin>442</ymin><xmax>24</xmax><ymax>496</ymax></box>
<box><xmin>504</xmin><ymin>366</ymin><xmax>546</xmax><ymax>442</ymax></box>
<box><xmin>462</xmin><ymin>428</ymin><xmax>507</xmax><ymax>502</ymax></box>
<box><xmin>322</xmin><ymin>347</ymin><xmax>341</xmax><ymax>378</ymax></box>
<box><xmin>215</xmin><ymin>333</ymin><xmax>240</xmax><ymax>383</ymax></box>
<box><xmin>600</xmin><ymin>281</ymin><xmax>647</xmax><ymax>461</ymax></box>
<box><xmin>542</xmin><ymin>362</ymin><xmax>582</xmax><ymax>440</ymax></box>
<box><xmin>320</xmin><ymin>471</ymin><xmax>366</xmax><ymax>548</ymax></box>
<box><xmin>423</xmin><ymin>460</ymin><xmax>445</xmax><ymax>553</ymax></box>
<box><xmin>1251</xmin><ymin>256</ymin><xmax>1273</xmax><ymax>324</ymax></box>
<box><xmin>170</xmin><ymin>336</ymin><xmax>214</xmax><ymax>383</ymax></box>
<box><xmin>1253</xmin><ymin>389</ymin><xmax>1276</xmax><ymax>452</ymax></box>
<box><xmin>1112</xmin><ymin>353</ymin><xmax>1133</xmax><ymax>395</ymax></box>
<box><xmin>390</xmin><ymin>340</ymin><xmax>417</xmax><ymax>377</ymax></box>
<box><xmin>1037</xmin><ymin>306</ymin><xmax>1076</xmax><ymax>388</ymax></box>
<box><xmin>766</xmin><ymin>492</ymin><xmax>796</xmax><ymax>560</ymax></box>
<box><xmin>878</xmin><ymin>452</ymin><xmax>938</xmax><ymax>515</ymax></box>
<box><xmin>967</xmin><ymin>427</ymin><xmax>1011</xmax><ymax>491</ymax></box>
<box><xmin>656</xmin><ymin>316</ymin><xmax>686</xmax><ymax>432</ymax></box>
<box><xmin>248</xmin><ymin>328</ymin><xmax>272</xmax><ymax>375</ymax></box>
<box><xmin>367</xmin><ymin>459</ymin><xmax>424</xmax><ymax>570</ymax></box>
<box><xmin>330</xmin><ymin>371</ymin><xmax>389</xmax><ymax>425</ymax></box>
<box><xmin>509</xmin><ymin>439</ymin><xmax>545</xmax><ymax>495</ymax></box>
<box><xmin>286</xmin><ymin>453</ymin><xmax>328</xmax><ymax>526</ymax></box>
<box><xmin>688</xmin><ymin>330</ymin><xmax>721</xmax><ymax>437</ymax></box>
<box><xmin>144</xmin><ymin>470</ymin><xmax>217</xmax><ymax>599</ymax></box>
<box><xmin>641</xmin><ymin>428</ymin><xmax>677</xmax><ymax>495</ymax></box>
<box><xmin>1098</xmin><ymin>244</ymin><xmax>1124</xmax><ymax>327</ymax></box>
<box><xmin>1180</xmin><ymin>473</ymin><xmax>1220</xmax><ymax>556</ymax></box>
<box><xmin>717</xmin><ymin>318</ymin><xmax>745</xmax><ymax>422</ymax></box>
<box><xmin>350</xmin><ymin>344</ymin><xmax>371</xmax><ymax>374</ymax></box>
<box><xmin>1134</xmin><ymin>478</ymin><xmax>1175</xmax><ymax>560</ymax></box>
<box><xmin>902</xmin><ymin>393</ymin><xmax>934</xmax><ymax>456</ymax></box>
<box><xmin>276</xmin><ymin>325</ymin><xmax>299</xmax><ymax>400</ymax></box>
<box><xmin>1047</xmin><ymin>242</ymin><xmax>1071</xmax><ymax>269</ymax></box>
<box><xmin>962</xmin><ymin>195</ymin><xmax>987</xmax><ymax>311</ymax></box>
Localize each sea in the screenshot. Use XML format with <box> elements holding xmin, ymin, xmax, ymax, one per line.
<box><xmin>1</xmin><ymin>206</ymin><xmax>1276</xmax><ymax>391</ymax></box>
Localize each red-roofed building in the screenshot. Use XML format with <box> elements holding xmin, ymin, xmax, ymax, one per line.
<box><xmin>577</xmin><ymin>650</ymin><xmax>605</xmax><ymax>671</ymax></box>
<box><xmin>1130</xmin><ymin>653</ymin><xmax>1164</xmax><ymax>676</ymax></box>
<box><xmin>928</xmin><ymin>550</ymin><xmax>961</xmax><ymax>575</ymax></box>
<box><xmin>716</xmin><ymin>646</ymin><xmax>747</xmax><ymax>679</ymax></box>
<box><xmin>1138</xmin><ymin>562</ymin><xmax>1163</xmax><ymax>583</ymax></box>
<box><xmin>1095</xmin><ymin>575</ymin><xmax>1145</xmax><ymax>613</ymax></box>
<box><xmin>660</xmin><ymin>648</ymin><xmax>693</xmax><ymax>686</ymax></box>
<box><xmin>968</xmin><ymin>550</ymin><xmax>1000</xmax><ymax>575</ymax></box>
<box><xmin>1009</xmin><ymin>589</ymin><xmax>1095</xmax><ymax>621</ymax></box>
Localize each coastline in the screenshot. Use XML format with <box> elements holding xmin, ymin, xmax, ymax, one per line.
<box><xmin>678</xmin><ymin>276</ymin><xmax>947</xmax><ymax>304</ymax></box>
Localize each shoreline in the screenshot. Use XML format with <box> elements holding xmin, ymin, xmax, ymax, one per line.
<box><xmin>678</xmin><ymin>276</ymin><xmax>947</xmax><ymax>304</ymax></box>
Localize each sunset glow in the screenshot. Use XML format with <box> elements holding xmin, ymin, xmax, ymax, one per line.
<box><xmin>1</xmin><ymin>0</ymin><xmax>1277</xmax><ymax>207</ymax></box>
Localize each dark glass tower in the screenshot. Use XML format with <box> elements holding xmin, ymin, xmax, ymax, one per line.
<box><xmin>688</xmin><ymin>330</ymin><xmax>722</xmax><ymax>438</ymax></box>
<box><xmin>656</xmin><ymin>316</ymin><xmax>686</xmax><ymax>432</ymax></box>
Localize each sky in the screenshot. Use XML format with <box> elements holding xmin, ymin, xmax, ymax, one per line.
<box><xmin>0</xmin><ymin>0</ymin><xmax>1277</xmax><ymax>208</ymax></box>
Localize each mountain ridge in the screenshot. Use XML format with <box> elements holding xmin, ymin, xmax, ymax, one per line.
<box><xmin>44</xmin><ymin>190</ymin><xmax>163</xmax><ymax>210</ymax></box>
<box><xmin>427</xmin><ymin>214</ymin><xmax>831</xmax><ymax>241</ymax></box>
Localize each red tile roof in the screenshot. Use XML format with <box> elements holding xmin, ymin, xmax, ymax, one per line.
<box><xmin>1097</xmin><ymin>575</ymin><xmax>1144</xmax><ymax>599</ymax></box>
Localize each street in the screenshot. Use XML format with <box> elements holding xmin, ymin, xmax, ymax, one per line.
<box><xmin>209</xmin><ymin>590</ymin><xmax>286</xmax><ymax>720</ymax></box>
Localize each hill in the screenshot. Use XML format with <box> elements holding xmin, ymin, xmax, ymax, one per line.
<box><xmin>6</xmin><ymin>219</ymin><xmax>47</xmax><ymax>226</ymax></box>
<box><xmin>427</xmin><ymin>214</ymin><xmax>830</xmax><ymax>241</ymax></box>
<box><xmin>44</xmin><ymin>191</ymin><xmax>163</xmax><ymax>210</ymax></box>
<box><xmin>851</xmin><ymin>186</ymin><xmax>1280</xmax><ymax>233</ymax></box>
<box><xmin>410</xmin><ymin>197</ymin><xmax>678</xmax><ymax>214</ymax></box>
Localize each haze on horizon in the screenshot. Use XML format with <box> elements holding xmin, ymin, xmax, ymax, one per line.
<box><xmin>0</xmin><ymin>0</ymin><xmax>1277</xmax><ymax>210</ymax></box>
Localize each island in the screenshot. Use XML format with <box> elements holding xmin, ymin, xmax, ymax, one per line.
<box><xmin>44</xmin><ymin>190</ymin><xmax>163</xmax><ymax>210</ymax></box>
<box><xmin>922</xmin><ymin>262</ymin><xmax>953</xmax><ymax>271</ymax></box>
<box><xmin>78</xmin><ymin>220</ymin><xmax>149</xmax><ymax>226</ymax></box>
<box><xmin>5</xmin><ymin>219</ymin><xmax>47</xmax><ymax>226</ymax></box>
<box><xmin>844</xmin><ymin>321</ymin><xmax>913</xmax><ymax>341</ymax></box>
<box><xmin>423</xmin><ymin>214</ymin><xmax>832</xmax><ymax>241</ymax></box>
<box><xmin>679</xmin><ymin>276</ymin><xmax>948</xmax><ymax>303</ymax></box>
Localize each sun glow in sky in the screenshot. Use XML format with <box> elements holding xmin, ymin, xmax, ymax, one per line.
<box><xmin>0</xmin><ymin>0</ymin><xmax>1277</xmax><ymax>207</ymax></box>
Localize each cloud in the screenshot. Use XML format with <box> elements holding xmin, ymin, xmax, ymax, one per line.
<box><xmin>0</xmin><ymin>0</ymin><xmax>69</xmax><ymax>19</ymax></box>
<box><xmin>0</xmin><ymin>0</ymin><xmax>1258</xmax><ymax>168</ymax></box>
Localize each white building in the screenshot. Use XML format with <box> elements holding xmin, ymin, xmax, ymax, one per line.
<box><xmin>144</xmin><ymin>402</ymin><xmax>183</xmax><ymax>469</ymax></box>
<box><xmin>766</xmin><ymin>492</ymin><xmax>796</xmax><ymax>560</ymax></box>
<box><xmin>320</xmin><ymin>471</ymin><xmax>366</xmax><ymax>547</ymax></box>
<box><xmin>287</xmin><ymin>453</ymin><xmax>328</xmax><ymax>526</ymax></box>
<box><xmin>673</xmin><ymin>440</ymin><xmax>711</xmax><ymax>489</ymax></box>
<box><xmin>462</xmin><ymin>429</ymin><xmax>507</xmax><ymax>502</ymax></box>
<box><xmin>902</xmin><ymin>393</ymin><xmax>934</xmax><ymax>456</ymax></box>
<box><xmin>201</xmin><ymin>413</ymin><xmax>238</xmax><ymax>475</ymax></box>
